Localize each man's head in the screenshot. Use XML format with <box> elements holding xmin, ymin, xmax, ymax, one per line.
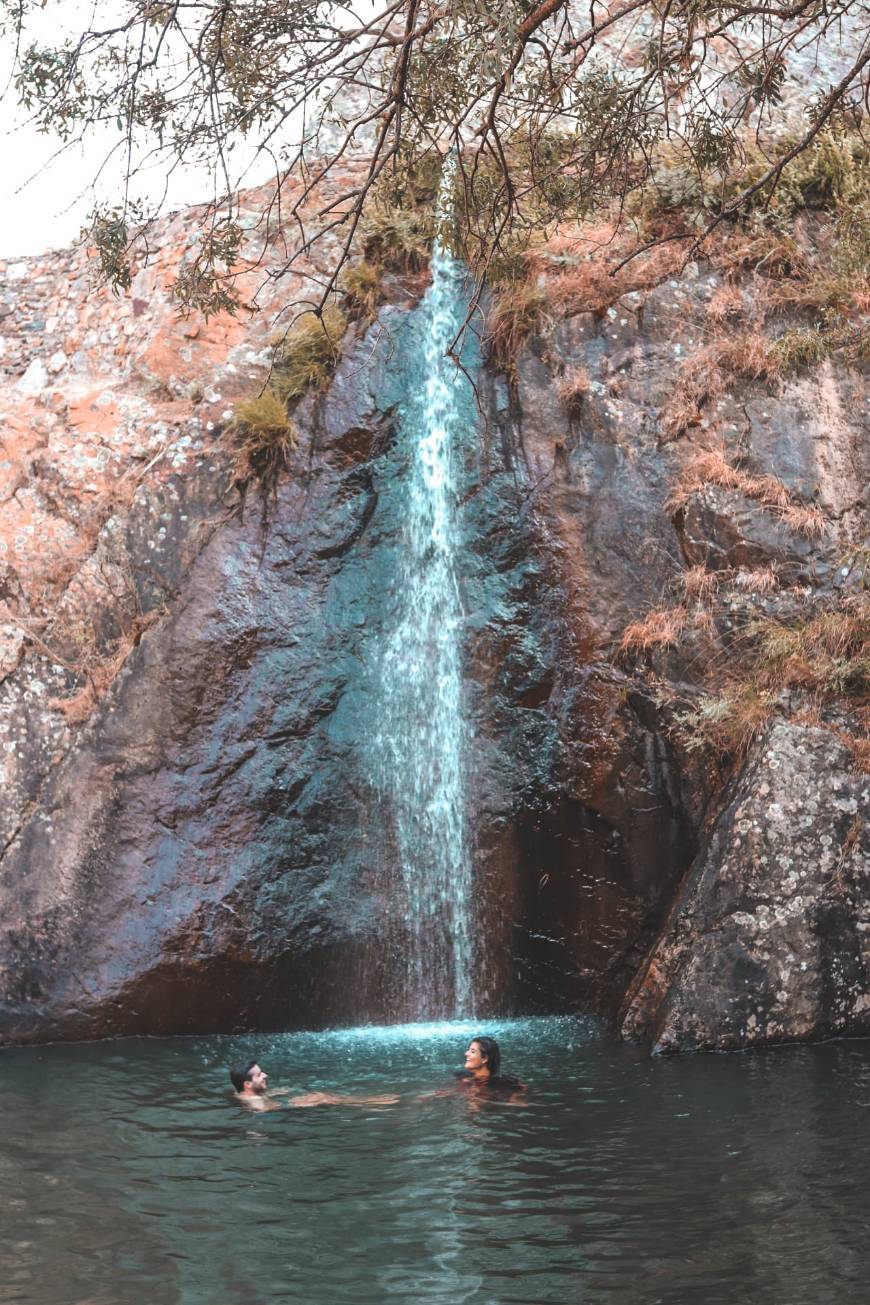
<box><xmin>229</xmin><ymin>1059</ymin><xmax>268</xmax><ymax>1095</ymax></box>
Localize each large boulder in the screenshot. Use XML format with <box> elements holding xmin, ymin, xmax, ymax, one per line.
<box><xmin>619</xmin><ymin>722</ymin><xmax>870</xmax><ymax>1052</ymax></box>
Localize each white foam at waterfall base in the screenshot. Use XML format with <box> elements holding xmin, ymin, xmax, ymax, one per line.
<box><xmin>374</xmin><ymin>155</ymin><xmax>477</xmax><ymax>1020</ymax></box>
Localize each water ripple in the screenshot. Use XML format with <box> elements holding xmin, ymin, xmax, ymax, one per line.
<box><xmin>0</xmin><ymin>1019</ymin><xmax>867</xmax><ymax>1305</ymax></box>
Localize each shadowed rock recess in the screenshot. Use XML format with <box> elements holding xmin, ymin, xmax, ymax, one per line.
<box><xmin>0</xmin><ymin>204</ymin><xmax>867</xmax><ymax>1049</ymax></box>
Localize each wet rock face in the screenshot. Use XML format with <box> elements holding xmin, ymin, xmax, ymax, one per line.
<box><xmin>1</xmin><ymin>205</ymin><xmax>867</xmax><ymax>1048</ymax></box>
<box><xmin>514</xmin><ymin>279</ymin><xmax>867</xmax><ymax>641</ymax></box>
<box><xmin>619</xmin><ymin>723</ymin><xmax>870</xmax><ymax>1053</ymax></box>
<box><xmin>503</xmin><ymin>265</ymin><xmax>868</xmax><ymax>1043</ymax></box>
<box><xmin>460</xmin><ymin>441</ymin><xmax>698</xmax><ymax>1015</ymax></box>
<box><xmin>0</xmin><ymin>374</ymin><xmax>396</xmax><ymax>1042</ymax></box>
<box><xmin>0</xmin><ymin>294</ymin><xmax>700</xmax><ymax>1043</ymax></box>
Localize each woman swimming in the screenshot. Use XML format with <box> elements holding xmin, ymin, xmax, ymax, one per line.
<box><xmin>455</xmin><ymin>1036</ymin><xmax>526</xmax><ymax>1096</ymax></box>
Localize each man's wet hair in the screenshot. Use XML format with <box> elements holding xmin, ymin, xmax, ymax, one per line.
<box><xmin>229</xmin><ymin>1059</ymin><xmax>258</xmax><ymax>1093</ymax></box>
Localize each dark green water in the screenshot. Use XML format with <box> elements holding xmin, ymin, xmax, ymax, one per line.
<box><xmin>1</xmin><ymin>1017</ymin><xmax>868</xmax><ymax>1305</ymax></box>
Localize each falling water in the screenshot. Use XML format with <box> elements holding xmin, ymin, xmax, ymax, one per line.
<box><xmin>375</xmin><ymin>155</ymin><xmax>477</xmax><ymax>1019</ymax></box>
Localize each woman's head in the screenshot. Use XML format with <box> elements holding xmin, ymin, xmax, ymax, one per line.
<box><xmin>464</xmin><ymin>1036</ymin><xmax>501</xmax><ymax>1079</ymax></box>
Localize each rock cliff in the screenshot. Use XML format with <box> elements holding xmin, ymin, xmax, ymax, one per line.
<box><xmin>0</xmin><ymin>180</ymin><xmax>867</xmax><ymax>1048</ymax></box>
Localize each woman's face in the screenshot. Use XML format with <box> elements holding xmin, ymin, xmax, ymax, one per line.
<box><xmin>464</xmin><ymin>1041</ymin><xmax>487</xmax><ymax>1073</ymax></box>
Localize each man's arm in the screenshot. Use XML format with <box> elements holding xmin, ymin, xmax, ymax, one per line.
<box><xmin>286</xmin><ymin>1091</ymin><xmax>399</xmax><ymax>1108</ymax></box>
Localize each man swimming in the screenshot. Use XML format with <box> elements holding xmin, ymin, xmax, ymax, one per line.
<box><xmin>229</xmin><ymin>1058</ymin><xmax>398</xmax><ymax>1110</ymax></box>
<box><xmin>230</xmin><ymin>1059</ymin><xmax>282</xmax><ymax>1110</ymax></box>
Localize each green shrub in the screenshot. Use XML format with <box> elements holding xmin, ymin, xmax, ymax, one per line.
<box><xmin>834</xmin><ymin>202</ymin><xmax>870</xmax><ymax>278</ymax></box>
<box><xmin>796</xmin><ymin>127</ymin><xmax>867</xmax><ymax>207</ymax></box>
<box><xmin>374</xmin><ymin>150</ymin><xmax>443</xmax><ymax>209</ymax></box>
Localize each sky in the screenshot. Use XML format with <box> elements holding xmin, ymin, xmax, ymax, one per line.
<box><xmin>0</xmin><ymin>2</ymin><xmax>292</xmax><ymax>259</ymax></box>
<box><xmin>4</xmin><ymin>4</ymin><xmax>131</xmax><ymax>256</ymax></box>
<box><xmin>0</xmin><ymin>112</ymin><xmax>278</xmax><ymax>259</ymax></box>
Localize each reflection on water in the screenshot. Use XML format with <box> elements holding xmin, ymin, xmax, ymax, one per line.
<box><xmin>1</xmin><ymin>1017</ymin><xmax>868</xmax><ymax>1305</ymax></box>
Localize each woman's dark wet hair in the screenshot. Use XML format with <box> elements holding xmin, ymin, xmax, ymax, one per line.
<box><xmin>471</xmin><ymin>1036</ymin><xmax>501</xmax><ymax>1079</ymax></box>
<box><xmin>229</xmin><ymin>1059</ymin><xmax>257</xmax><ymax>1093</ymax></box>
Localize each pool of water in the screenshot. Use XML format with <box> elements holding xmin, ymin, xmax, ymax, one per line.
<box><xmin>1</xmin><ymin>1016</ymin><xmax>868</xmax><ymax>1305</ymax></box>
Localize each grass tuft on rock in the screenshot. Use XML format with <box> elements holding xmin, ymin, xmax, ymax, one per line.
<box><xmin>681</xmin><ymin>565</ymin><xmax>719</xmax><ymax>603</ymax></box>
<box><xmin>618</xmin><ymin>605</ymin><xmax>689</xmax><ymax>657</ymax></box>
<box><xmin>226</xmin><ymin>387</ymin><xmax>298</xmax><ymax>488</ymax></box>
<box><xmin>678</xmin><ymin>683</ymin><xmax>776</xmax><ymax>756</ymax></box>
<box><xmin>224</xmin><ymin>305</ymin><xmax>346</xmax><ymax>500</ymax></box>
<box><xmin>772</xmin><ymin>327</ymin><xmax>830</xmax><ymax>372</ymax></box>
<box><xmin>273</xmin><ymin>304</ymin><xmax>347</xmax><ymax>401</ymax></box>
<box><xmin>558</xmin><ymin>366</ymin><xmax>591</xmax><ymax>420</ymax></box>
<box><xmin>753</xmin><ymin>604</ymin><xmax>870</xmax><ymax>695</ymax></box>
<box><xmin>486</xmin><ymin>281</ymin><xmax>547</xmax><ymax>378</ymax></box>
<box><xmin>361</xmin><ymin>204</ymin><xmax>433</xmax><ymax>273</ymax></box>
<box><xmin>619</xmin><ymin>589</ymin><xmax>869</xmax><ymax>767</ymax></box>
<box><xmin>661</xmin><ymin>334</ymin><xmax>780</xmax><ymax>440</ymax></box>
<box><xmin>340</xmin><ymin>259</ymin><xmax>383</xmax><ymax>321</ymax></box>
<box><xmin>667</xmin><ymin>447</ymin><xmax>825</xmax><ymax>540</ymax></box>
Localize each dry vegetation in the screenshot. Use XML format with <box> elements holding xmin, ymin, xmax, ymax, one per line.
<box><xmin>706</xmin><ymin>284</ymin><xmax>746</xmax><ymax>324</ymax></box>
<box><xmin>681</xmin><ymin>565</ymin><xmax>720</xmax><ymax>603</ymax></box>
<box><xmin>661</xmin><ymin>334</ymin><xmax>781</xmax><ymax>440</ymax></box>
<box><xmin>47</xmin><ymin>609</ymin><xmax>162</xmax><ymax>725</ymax></box>
<box><xmin>226</xmin><ymin>389</ymin><xmax>299</xmax><ymax>488</ymax></box>
<box><xmin>40</xmin><ymin>558</ymin><xmax>166</xmax><ymax>727</ymax></box>
<box><xmin>488</xmin><ymin>124</ymin><xmax>868</xmax><ymax>772</ymax></box>
<box><xmin>478</xmin><ymin>119</ymin><xmax>867</xmax><ymax>367</ymax></box>
<box><xmin>340</xmin><ymin>259</ymin><xmax>384</xmax><ymax>322</ymax></box>
<box><xmin>272</xmin><ymin>304</ymin><xmax>347</xmax><ymax>401</ymax></box>
<box><xmin>486</xmin><ymin>281</ymin><xmax>547</xmax><ymax>377</ymax></box>
<box><xmin>476</xmin><ymin>121</ymin><xmax>869</xmax><ymax>428</ymax></box>
<box><xmin>696</xmin><ymin>597</ymin><xmax>869</xmax><ymax>767</ymax></box>
<box><xmin>532</xmin><ymin>225</ymin><xmax>686</xmax><ymax>316</ymax></box>
<box><xmin>734</xmin><ymin>565</ymin><xmax>780</xmax><ymax>595</ymax></box>
<box><xmin>361</xmin><ymin>203</ymin><xmax>434</xmax><ymax>274</ymax></box>
<box><xmin>677</xmin><ymin>682</ymin><xmax>777</xmax><ymax>758</ymax></box>
<box><xmin>618</xmin><ymin>587</ymin><xmax>869</xmax><ymax>770</ymax></box>
<box><xmin>482</xmin><ymin>218</ymin><xmax>688</xmax><ymax>376</ymax></box>
<box><xmin>557</xmin><ymin>366</ymin><xmax>590</xmax><ymax>420</ymax></box>
<box><xmin>753</xmin><ymin>602</ymin><xmax>870</xmax><ymax>696</ymax></box>
<box><xmin>668</xmin><ymin>448</ymin><xmax>826</xmax><ymax>540</ymax></box>
<box><xmin>618</xmin><ymin>605</ymin><xmax>689</xmax><ymax>657</ymax></box>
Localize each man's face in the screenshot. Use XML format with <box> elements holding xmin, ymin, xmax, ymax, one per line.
<box><xmin>247</xmin><ymin>1064</ymin><xmax>268</xmax><ymax>1094</ymax></box>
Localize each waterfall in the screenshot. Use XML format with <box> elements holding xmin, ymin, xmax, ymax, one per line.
<box><xmin>374</xmin><ymin>155</ymin><xmax>477</xmax><ymax>1019</ymax></box>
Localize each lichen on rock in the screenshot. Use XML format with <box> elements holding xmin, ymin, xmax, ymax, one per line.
<box><xmin>619</xmin><ymin>722</ymin><xmax>869</xmax><ymax>1052</ymax></box>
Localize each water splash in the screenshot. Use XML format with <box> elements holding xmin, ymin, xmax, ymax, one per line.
<box><xmin>375</xmin><ymin>155</ymin><xmax>477</xmax><ymax>1019</ymax></box>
